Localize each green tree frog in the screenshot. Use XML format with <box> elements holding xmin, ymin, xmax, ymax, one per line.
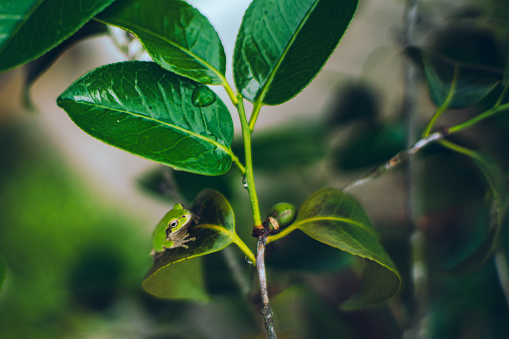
<box><xmin>151</xmin><ymin>203</ymin><xmax>197</xmax><ymax>257</ymax></box>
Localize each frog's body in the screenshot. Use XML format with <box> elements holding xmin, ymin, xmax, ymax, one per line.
<box><xmin>151</xmin><ymin>203</ymin><xmax>197</xmax><ymax>258</ymax></box>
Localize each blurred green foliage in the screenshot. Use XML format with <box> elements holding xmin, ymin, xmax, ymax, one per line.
<box><xmin>0</xmin><ymin>121</ymin><xmax>150</xmax><ymax>338</ymax></box>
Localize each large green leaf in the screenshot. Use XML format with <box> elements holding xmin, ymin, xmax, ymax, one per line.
<box><xmin>447</xmin><ymin>152</ymin><xmax>508</xmax><ymax>274</ymax></box>
<box><xmin>267</xmin><ymin>187</ymin><xmax>401</xmax><ymax>309</ymax></box>
<box><xmin>142</xmin><ymin>190</ymin><xmax>242</xmax><ymax>299</ymax></box>
<box><xmin>142</xmin><ymin>257</ymin><xmax>209</xmax><ymax>301</ymax></box>
<box><xmin>97</xmin><ymin>0</ymin><xmax>226</xmax><ymax>85</ymax></box>
<box><xmin>57</xmin><ymin>61</ymin><xmax>234</xmax><ymax>176</ymax></box>
<box><xmin>0</xmin><ymin>0</ymin><xmax>115</xmax><ymax>72</ymax></box>
<box><xmin>420</xmin><ymin>49</ymin><xmax>502</xmax><ymax>109</ymax></box>
<box><xmin>233</xmin><ymin>0</ymin><xmax>358</xmax><ymax>106</ymax></box>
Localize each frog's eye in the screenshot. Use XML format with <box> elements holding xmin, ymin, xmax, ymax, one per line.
<box><xmin>169</xmin><ymin>220</ymin><xmax>179</xmax><ymax>228</ymax></box>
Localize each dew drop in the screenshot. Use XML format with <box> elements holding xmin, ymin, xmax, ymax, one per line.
<box><xmin>241</xmin><ymin>175</ymin><xmax>248</xmax><ymax>189</ymax></box>
<box><xmin>191</xmin><ymin>86</ymin><xmax>216</xmax><ymax>107</ymax></box>
<box><xmin>245</xmin><ymin>256</ymin><xmax>253</xmax><ymax>265</ymax></box>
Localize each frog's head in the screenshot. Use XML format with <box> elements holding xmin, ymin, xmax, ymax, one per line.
<box><xmin>166</xmin><ymin>203</ymin><xmax>192</xmax><ymax>234</ymax></box>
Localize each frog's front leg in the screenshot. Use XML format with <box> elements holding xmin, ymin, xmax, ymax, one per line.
<box><xmin>162</xmin><ymin>233</ymin><xmax>196</xmax><ymax>249</ymax></box>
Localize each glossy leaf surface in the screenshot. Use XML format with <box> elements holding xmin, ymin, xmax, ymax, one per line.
<box><xmin>57</xmin><ymin>61</ymin><xmax>234</xmax><ymax>176</ymax></box>
<box><xmin>142</xmin><ymin>190</ymin><xmax>238</xmax><ymax>298</ymax></box>
<box><xmin>268</xmin><ymin>187</ymin><xmax>401</xmax><ymax>309</ymax></box>
<box><xmin>234</xmin><ymin>0</ymin><xmax>358</xmax><ymax>105</ymax></box>
<box><xmin>97</xmin><ymin>0</ymin><xmax>226</xmax><ymax>85</ymax></box>
<box><xmin>0</xmin><ymin>0</ymin><xmax>115</xmax><ymax>72</ymax></box>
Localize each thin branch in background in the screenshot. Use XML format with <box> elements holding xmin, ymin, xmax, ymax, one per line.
<box><xmin>256</xmin><ymin>234</ymin><xmax>277</xmax><ymax>339</ymax></box>
<box><xmin>222</xmin><ymin>246</ymin><xmax>251</xmax><ymax>298</ymax></box>
<box><xmin>494</xmin><ymin>249</ymin><xmax>509</xmax><ymax>309</ymax></box>
<box><xmin>342</xmin><ymin>131</ymin><xmax>445</xmax><ymax>192</ymax></box>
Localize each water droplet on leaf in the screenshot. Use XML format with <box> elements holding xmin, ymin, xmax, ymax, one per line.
<box><xmin>245</xmin><ymin>256</ymin><xmax>253</xmax><ymax>265</ymax></box>
<box><xmin>192</xmin><ymin>86</ymin><xmax>216</xmax><ymax>107</ymax></box>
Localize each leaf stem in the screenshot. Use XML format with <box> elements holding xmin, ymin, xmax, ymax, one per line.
<box><xmin>256</xmin><ymin>234</ymin><xmax>277</xmax><ymax>339</ymax></box>
<box><xmin>222</xmin><ymin>80</ymin><xmax>239</xmax><ymax>106</ymax></box>
<box><xmin>494</xmin><ymin>81</ymin><xmax>509</xmax><ymax>107</ymax></box>
<box><xmin>437</xmin><ymin>139</ymin><xmax>478</xmax><ymax>160</ymax></box>
<box><xmin>448</xmin><ymin>102</ymin><xmax>509</xmax><ymax>134</ymax></box>
<box><xmin>236</xmin><ymin>94</ymin><xmax>263</xmax><ymax>228</ymax></box>
<box><xmin>421</xmin><ymin>65</ymin><xmax>458</xmax><ymax>137</ymax></box>
<box><xmin>249</xmin><ymin>101</ymin><xmax>263</xmax><ymax>131</ymax></box>
<box><xmin>266</xmin><ymin>225</ymin><xmax>297</xmax><ymax>244</ymax></box>
<box><xmin>219</xmin><ymin>81</ymin><xmax>246</xmax><ymax>174</ymax></box>
<box><xmin>232</xmin><ymin>233</ymin><xmax>256</xmax><ymax>265</ymax></box>
<box><xmin>231</xmin><ymin>154</ymin><xmax>247</xmax><ymax>174</ymax></box>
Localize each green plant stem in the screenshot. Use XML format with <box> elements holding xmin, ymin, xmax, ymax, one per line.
<box><xmin>266</xmin><ymin>224</ymin><xmax>297</xmax><ymax>244</ymax></box>
<box><xmin>494</xmin><ymin>81</ymin><xmax>509</xmax><ymax>107</ymax></box>
<box><xmin>249</xmin><ymin>101</ymin><xmax>263</xmax><ymax>131</ymax></box>
<box><xmin>421</xmin><ymin>65</ymin><xmax>458</xmax><ymax>137</ymax></box>
<box><xmin>222</xmin><ymin>80</ymin><xmax>239</xmax><ymax>106</ymax></box>
<box><xmin>221</xmin><ymin>81</ymin><xmax>247</xmax><ymax>174</ymax></box>
<box><xmin>448</xmin><ymin>102</ymin><xmax>509</xmax><ymax>134</ymax></box>
<box><xmin>437</xmin><ymin>138</ymin><xmax>474</xmax><ymax>157</ymax></box>
<box><xmin>232</xmin><ymin>233</ymin><xmax>256</xmax><ymax>265</ymax></box>
<box><xmin>236</xmin><ymin>94</ymin><xmax>263</xmax><ymax>228</ymax></box>
<box><xmin>232</xmin><ymin>154</ymin><xmax>247</xmax><ymax>174</ymax></box>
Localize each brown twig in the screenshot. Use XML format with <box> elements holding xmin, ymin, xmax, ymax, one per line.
<box><xmin>342</xmin><ymin>130</ymin><xmax>446</xmax><ymax>192</ymax></box>
<box><xmin>256</xmin><ymin>233</ymin><xmax>277</xmax><ymax>338</ymax></box>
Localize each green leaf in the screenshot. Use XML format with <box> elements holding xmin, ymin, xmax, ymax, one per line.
<box><xmin>0</xmin><ymin>0</ymin><xmax>115</xmax><ymax>72</ymax></box>
<box><xmin>266</xmin><ymin>231</ymin><xmax>354</xmax><ymax>272</ymax></box>
<box><xmin>142</xmin><ymin>258</ymin><xmax>209</xmax><ymax>301</ymax></box>
<box><xmin>268</xmin><ymin>187</ymin><xmax>401</xmax><ymax>309</ymax></box>
<box><xmin>57</xmin><ymin>61</ymin><xmax>234</xmax><ymax>176</ymax></box>
<box><xmin>420</xmin><ymin>49</ymin><xmax>502</xmax><ymax>109</ymax></box>
<box><xmin>23</xmin><ymin>21</ymin><xmax>107</xmax><ymax>110</ymax></box>
<box><xmin>142</xmin><ymin>190</ymin><xmax>238</xmax><ymax>299</ymax></box>
<box><xmin>96</xmin><ymin>0</ymin><xmax>226</xmax><ymax>85</ymax></box>
<box><xmin>447</xmin><ymin>152</ymin><xmax>508</xmax><ymax>274</ymax></box>
<box><xmin>234</xmin><ymin>0</ymin><xmax>358</xmax><ymax>106</ymax></box>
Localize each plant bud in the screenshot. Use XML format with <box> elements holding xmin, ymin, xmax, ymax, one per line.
<box><xmin>267</xmin><ymin>202</ymin><xmax>297</xmax><ymax>228</ymax></box>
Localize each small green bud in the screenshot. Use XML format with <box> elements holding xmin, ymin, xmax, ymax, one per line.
<box><xmin>267</xmin><ymin>202</ymin><xmax>297</xmax><ymax>229</ymax></box>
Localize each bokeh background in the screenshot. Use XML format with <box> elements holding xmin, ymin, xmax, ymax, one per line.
<box><xmin>1</xmin><ymin>0</ymin><xmax>509</xmax><ymax>338</ymax></box>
